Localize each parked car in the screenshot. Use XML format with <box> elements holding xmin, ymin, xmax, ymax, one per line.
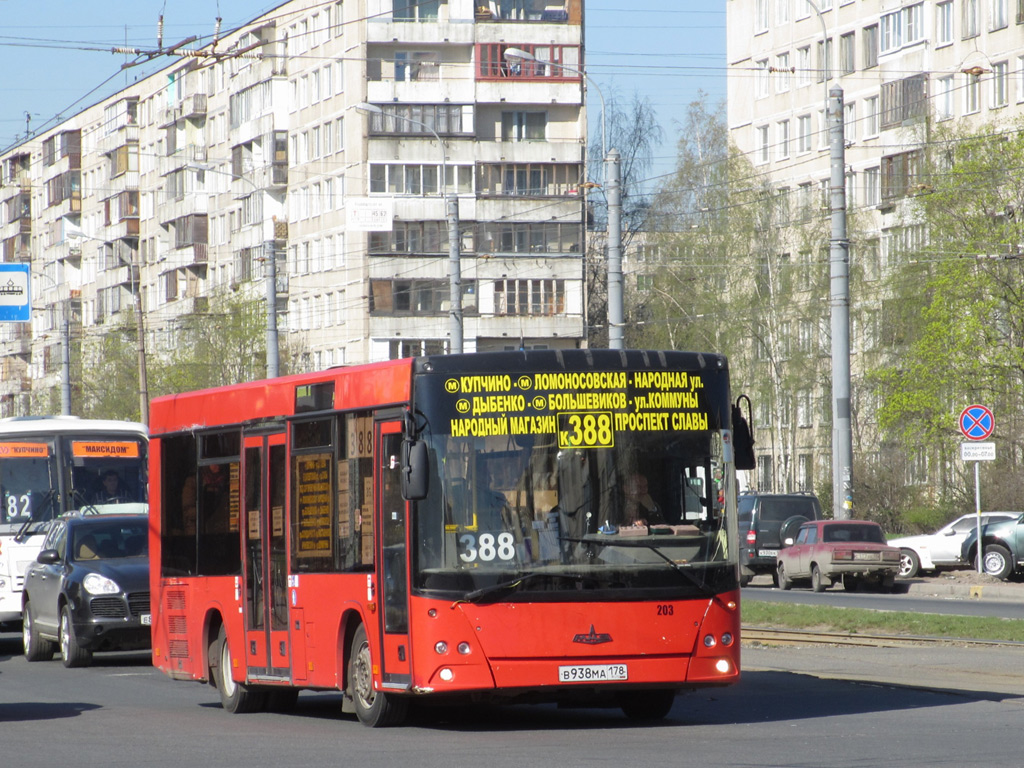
<box><xmin>738</xmin><ymin>492</ymin><xmax>823</xmax><ymax>586</ymax></box>
<box><xmin>960</xmin><ymin>513</ymin><xmax>1024</xmax><ymax>580</ymax></box>
<box><xmin>776</xmin><ymin>520</ymin><xmax>901</xmax><ymax>592</ymax></box>
<box><xmin>22</xmin><ymin>513</ymin><xmax>150</xmax><ymax>667</ymax></box>
<box><xmin>889</xmin><ymin>512</ymin><xmax>1020</xmax><ymax>578</ymax></box>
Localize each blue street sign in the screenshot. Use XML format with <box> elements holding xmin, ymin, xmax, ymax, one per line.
<box><xmin>0</xmin><ymin>264</ymin><xmax>30</xmax><ymax>322</ymax></box>
<box><xmin>959</xmin><ymin>404</ymin><xmax>994</xmax><ymax>441</ymax></box>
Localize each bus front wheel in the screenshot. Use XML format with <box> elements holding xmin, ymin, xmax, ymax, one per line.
<box><xmin>347</xmin><ymin>624</ymin><xmax>408</xmax><ymax>727</ymax></box>
<box><xmin>618</xmin><ymin>689</ymin><xmax>676</xmax><ymax>721</ymax></box>
<box><xmin>214</xmin><ymin>626</ymin><xmax>266</xmax><ymax>713</ymax></box>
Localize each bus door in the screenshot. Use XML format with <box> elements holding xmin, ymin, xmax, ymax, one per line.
<box><xmin>241</xmin><ymin>430</ymin><xmax>291</xmax><ymax>683</ymax></box>
<box><xmin>376</xmin><ymin>418</ymin><xmax>411</xmax><ymax>691</ymax></box>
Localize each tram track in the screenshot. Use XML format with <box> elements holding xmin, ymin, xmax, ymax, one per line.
<box><xmin>742</xmin><ymin>625</ymin><xmax>1024</xmax><ymax>649</ymax></box>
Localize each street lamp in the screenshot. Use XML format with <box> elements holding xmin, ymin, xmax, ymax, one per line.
<box><xmin>354</xmin><ymin>102</ymin><xmax>463</xmax><ymax>354</ymax></box>
<box><xmin>501</xmin><ymin>47</ymin><xmax>624</xmax><ymax>350</ymax></box>
<box><xmin>189</xmin><ymin>162</ymin><xmax>279</xmax><ymax>378</ymax></box>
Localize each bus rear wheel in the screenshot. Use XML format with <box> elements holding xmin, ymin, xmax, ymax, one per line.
<box><xmin>618</xmin><ymin>689</ymin><xmax>676</xmax><ymax>721</ymax></box>
<box><xmin>348</xmin><ymin>624</ymin><xmax>408</xmax><ymax>727</ymax></box>
<box><xmin>214</xmin><ymin>626</ymin><xmax>266</xmax><ymax>713</ymax></box>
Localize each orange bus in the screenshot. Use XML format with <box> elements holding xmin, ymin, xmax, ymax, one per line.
<box><xmin>149</xmin><ymin>350</ymin><xmax>751</xmax><ymax>726</ymax></box>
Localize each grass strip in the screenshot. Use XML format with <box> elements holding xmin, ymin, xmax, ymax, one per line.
<box><xmin>741</xmin><ymin>600</ymin><xmax>1024</xmax><ymax>643</ymax></box>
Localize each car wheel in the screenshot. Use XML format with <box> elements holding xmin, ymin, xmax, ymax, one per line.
<box><xmin>618</xmin><ymin>689</ymin><xmax>675</xmax><ymax>721</ymax></box>
<box><xmin>348</xmin><ymin>624</ymin><xmax>408</xmax><ymax>727</ymax></box>
<box><xmin>898</xmin><ymin>549</ymin><xmax>921</xmax><ymax>579</ymax></box>
<box><xmin>23</xmin><ymin>601</ymin><xmax>55</xmax><ymax>662</ymax></box>
<box><xmin>777</xmin><ymin>561</ymin><xmax>792</xmax><ymax>590</ymax></box>
<box><xmin>60</xmin><ymin>605</ymin><xmax>92</xmax><ymax>668</ymax></box>
<box><xmin>214</xmin><ymin>626</ymin><xmax>266</xmax><ymax>713</ymax></box>
<box><xmin>811</xmin><ymin>564</ymin><xmax>827</xmax><ymax>592</ymax></box>
<box><xmin>981</xmin><ymin>544</ymin><xmax>1013</xmax><ymax>580</ymax></box>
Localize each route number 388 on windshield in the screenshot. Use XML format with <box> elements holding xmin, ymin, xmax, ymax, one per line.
<box><xmin>558</xmin><ymin>411</ymin><xmax>614</xmax><ymax>449</ymax></box>
<box><xmin>458</xmin><ymin>532</ymin><xmax>517</xmax><ymax>563</ymax></box>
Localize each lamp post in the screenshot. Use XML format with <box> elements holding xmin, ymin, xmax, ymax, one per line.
<box><xmin>190</xmin><ymin>163</ymin><xmax>279</xmax><ymax>378</ymax></box>
<box><xmin>501</xmin><ymin>48</ymin><xmax>623</xmax><ymax>350</ymax></box>
<box><xmin>803</xmin><ymin>0</ymin><xmax>852</xmax><ymax>519</ymax></box>
<box><xmin>354</xmin><ymin>102</ymin><xmax>463</xmax><ymax>354</ymax></box>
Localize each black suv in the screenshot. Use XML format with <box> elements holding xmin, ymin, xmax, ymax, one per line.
<box><xmin>738</xmin><ymin>492</ymin><xmax>824</xmax><ymax>586</ymax></box>
<box><xmin>22</xmin><ymin>513</ymin><xmax>150</xmax><ymax>667</ymax></box>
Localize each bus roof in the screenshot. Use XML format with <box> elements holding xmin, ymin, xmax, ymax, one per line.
<box><xmin>148</xmin><ymin>357</ymin><xmax>414</xmax><ymax>435</ymax></box>
<box><xmin>0</xmin><ymin>416</ymin><xmax>147</xmax><ymax>438</ymax></box>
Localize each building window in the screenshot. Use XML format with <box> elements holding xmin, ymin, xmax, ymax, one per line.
<box><xmin>862</xmin><ymin>25</ymin><xmax>878</xmax><ymax>68</ymax></box>
<box><xmin>963</xmin><ymin>0</ymin><xmax>979</xmax><ymax>38</ymax></box>
<box><xmin>776</xmin><ymin>0</ymin><xmax>790</xmax><ymax>26</ymax></box>
<box><xmin>368</xmin><ymin>103</ymin><xmax>470</xmax><ymax>135</ymax></box>
<box><xmin>494</xmin><ymin>279</ymin><xmax>565</xmax><ymax>316</ymax></box>
<box><xmin>863</xmin><ymin>96</ymin><xmax>879</xmax><ymax>137</ymax></box>
<box><xmin>755</xmin><ymin>0</ymin><xmax>769</xmax><ymax>32</ymax></box>
<box><xmin>881</xmin><ymin>150</ymin><xmax>921</xmax><ymax>201</ymax></box>
<box><xmin>393</xmin><ymin>0</ymin><xmax>439</xmax><ymax>20</ymax></box>
<box><xmin>964</xmin><ymin>73</ymin><xmax>980</xmax><ymax>114</ymax></box>
<box><xmin>369</xmin><ymin>164</ymin><xmax>473</xmax><ymax>195</ymax></box>
<box><xmin>775</xmin><ymin>52</ymin><xmax>791</xmax><ymax>93</ymax></box>
<box><xmin>797</xmin><ymin>114</ymin><xmax>812</xmax><ymax>153</ymax></box>
<box><xmin>393</xmin><ymin>52</ymin><xmax>439</xmax><ymax>82</ymax></box>
<box><xmin>501</xmin><ymin>111</ymin><xmax>546</xmax><ymax>141</ymax></box>
<box><xmin>797</xmin><ymin>46</ymin><xmax>811</xmax><ymax>86</ymax></box>
<box><xmin>477</xmin><ymin>43</ymin><xmax>580</xmax><ymax>80</ymax></box>
<box><xmin>370</xmin><ymin>279</ymin><xmax>476</xmax><ymax>315</ymax></box>
<box><xmin>992</xmin><ymin>61</ymin><xmax>1008</xmax><ymax>108</ymax></box>
<box><xmin>991</xmin><ymin>0</ymin><xmax>1008</xmax><ymax>30</ymax></box>
<box><xmin>757</xmin><ymin>125</ymin><xmax>770</xmax><ymax>164</ymax></box>
<box><xmin>880</xmin><ymin>74</ymin><xmax>928</xmax><ymax>129</ymax></box>
<box><xmin>840</xmin><ymin>32</ymin><xmax>855</xmax><ymax>75</ymax></box>
<box><xmin>936</xmin><ymin>76</ymin><xmax>955</xmax><ymax>119</ymax></box>
<box><xmin>777</xmin><ymin>120</ymin><xmax>790</xmax><ymax>160</ymax></box>
<box><xmin>936</xmin><ymin>1</ymin><xmax>954</xmax><ymax>44</ymax></box>
<box><xmin>756</xmin><ymin>59</ymin><xmax>769</xmax><ymax>98</ymax></box>
<box><xmin>369</xmin><ymin>221</ymin><xmax>452</xmax><ymax>255</ymax></box>
<box><xmin>815</xmin><ymin>38</ymin><xmax>832</xmax><ymax>82</ymax></box>
<box><xmin>476</xmin><ymin>163</ymin><xmax>582</xmax><ymax>196</ymax></box>
<box><xmin>844</xmin><ymin>102</ymin><xmax>856</xmax><ymax>142</ymax></box>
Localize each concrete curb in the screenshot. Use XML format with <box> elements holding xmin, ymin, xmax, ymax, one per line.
<box><xmin>902</xmin><ymin>580</ymin><xmax>1024</xmax><ymax>601</ymax></box>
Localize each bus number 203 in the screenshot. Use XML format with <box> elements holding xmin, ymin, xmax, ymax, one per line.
<box><xmin>458</xmin><ymin>532</ymin><xmax>517</xmax><ymax>563</ymax></box>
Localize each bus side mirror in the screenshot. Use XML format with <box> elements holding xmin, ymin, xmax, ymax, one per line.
<box><xmin>732</xmin><ymin>396</ymin><xmax>756</xmax><ymax>471</ymax></box>
<box><xmin>401</xmin><ymin>439</ymin><xmax>429</xmax><ymax>501</ymax></box>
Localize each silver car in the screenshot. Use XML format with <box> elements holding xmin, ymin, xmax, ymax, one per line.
<box><xmin>889</xmin><ymin>512</ymin><xmax>1019</xmax><ymax>578</ymax></box>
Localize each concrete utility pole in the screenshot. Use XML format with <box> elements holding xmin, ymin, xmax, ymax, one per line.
<box><xmin>828</xmin><ymin>84</ymin><xmax>852</xmax><ymax>520</ymax></box>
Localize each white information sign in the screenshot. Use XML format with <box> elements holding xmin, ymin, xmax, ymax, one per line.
<box><xmin>347</xmin><ymin>198</ymin><xmax>394</xmax><ymax>232</ymax></box>
<box><xmin>961</xmin><ymin>442</ymin><xmax>995</xmax><ymax>462</ymax></box>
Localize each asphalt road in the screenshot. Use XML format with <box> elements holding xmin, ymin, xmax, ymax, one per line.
<box><xmin>2</xmin><ymin>632</ymin><xmax>1024</xmax><ymax>767</ymax></box>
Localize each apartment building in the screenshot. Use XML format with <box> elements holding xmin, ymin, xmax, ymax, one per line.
<box><xmin>727</xmin><ymin>0</ymin><xmax>1024</xmax><ymax>490</ymax></box>
<box><xmin>0</xmin><ymin>0</ymin><xmax>588</xmax><ymax>415</ymax></box>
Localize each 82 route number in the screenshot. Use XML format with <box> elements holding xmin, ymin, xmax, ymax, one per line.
<box><xmin>558</xmin><ymin>412</ymin><xmax>614</xmax><ymax>449</ymax></box>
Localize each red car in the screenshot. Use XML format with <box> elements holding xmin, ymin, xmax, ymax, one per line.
<box><xmin>776</xmin><ymin>520</ymin><xmax>901</xmax><ymax>592</ymax></box>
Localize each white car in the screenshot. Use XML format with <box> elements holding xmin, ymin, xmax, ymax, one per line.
<box><xmin>889</xmin><ymin>512</ymin><xmax>1019</xmax><ymax>577</ymax></box>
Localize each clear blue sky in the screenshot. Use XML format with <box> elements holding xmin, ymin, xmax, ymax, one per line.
<box><xmin>0</xmin><ymin>1</ymin><xmax>726</xmax><ymax>184</ymax></box>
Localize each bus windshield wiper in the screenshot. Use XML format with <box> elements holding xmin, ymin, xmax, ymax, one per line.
<box><xmin>454</xmin><ymin>571</ymin><xmax>600</xmax><ymax>606</ymax></box>
<box><xmin>560</xmin><ymin>535</ymin><xmax>717</xmax><ymax>597</ymax></box>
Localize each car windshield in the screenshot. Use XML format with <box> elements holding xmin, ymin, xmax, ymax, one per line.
<box><xmin>822</xmin><ymin>524</ymin><xmax>884</xmax><ymax>544</ymax></box>
<box><xmin>72</xmin><ymin>520</ymin><xmax>148</xmax><ymax>561</ymax></box>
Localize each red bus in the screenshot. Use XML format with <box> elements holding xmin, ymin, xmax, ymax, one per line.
<box><xmin>149</xmin><ymin>350</ymin><xmax>751</xmax><ymax>726</ymax></box>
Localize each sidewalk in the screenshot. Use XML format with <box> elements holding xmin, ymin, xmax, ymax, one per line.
<box><xmin>743</xmin><ymin>642</ymin><xmax>1024</xmax><ymax>699</ymax></box>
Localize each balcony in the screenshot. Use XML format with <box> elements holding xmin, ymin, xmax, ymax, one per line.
<box><xmin>475</xmin><ymin>0</ymin><xmax>574</xmax><ymax>22</ymax></box>
<box><xmin>110</xmin><ymin>263</ymin><xmax>141</xmax><ymax>287</ymax></box>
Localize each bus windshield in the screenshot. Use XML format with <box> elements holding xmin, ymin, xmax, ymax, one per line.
<box><xmin>410</xmin><ymin>359</ymin><xmax>736</xmax><ymax>600</ymax></box>
<box><xmin>0</xmin><ymin>437</ymin><xmax>60</xmax><ymax>532</ymax></box>
<box><xmin>0</xmin><ymin>431</ymin><xmax>147</xmax><ymax>534</ymax></box>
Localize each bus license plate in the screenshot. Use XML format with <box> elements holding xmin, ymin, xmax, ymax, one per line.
<box><xmin>141</xmin><ymin>614</ymin><xmax>152</xmax><ymax>626</ymax></box>
<box><xmin>558</xmin><ymin>664</ymin><xmax>628</xmax><ymax>682</ymax></box>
